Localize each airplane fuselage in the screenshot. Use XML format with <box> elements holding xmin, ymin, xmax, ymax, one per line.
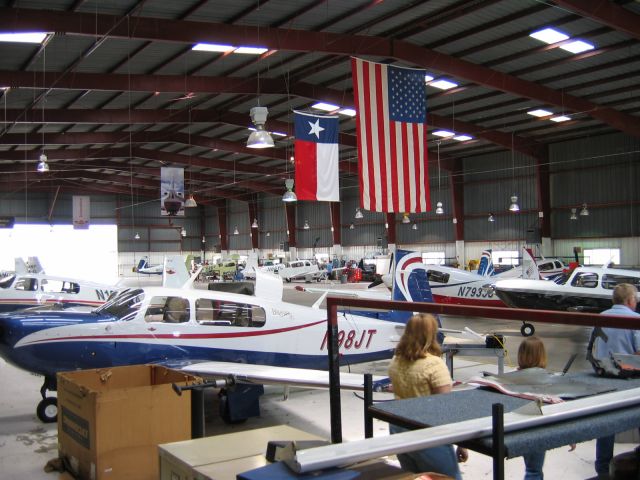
<box><xmin>0</xmin><ymin>286</ymin><xmax>402</xmax><ymax>379</ymax></box>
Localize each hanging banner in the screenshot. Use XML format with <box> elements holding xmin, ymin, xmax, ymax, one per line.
<box><xmin>161</xmin><ymin>167</ymin><xmax>185</xmax><ymax>217</ymax></box>
<box><xmin>72</xmin><ymin>196</ymin><xmax>90</xmax><ymax>229</ymax></box>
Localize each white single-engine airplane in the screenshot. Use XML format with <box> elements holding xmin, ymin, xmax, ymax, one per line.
<box><xmin>0</xmin><ymin>256</ymin><xmax>192</xmax><ymax>313</ymax></box>
<box><xmin>0</xmin><ymin>250</ymin><xmax>429</xmax><ymax>423</ymax></box>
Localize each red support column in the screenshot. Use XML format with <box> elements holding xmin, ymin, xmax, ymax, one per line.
<box><xmin>285</xmin><ymin>203</ymin><xmax>297</xmax><ymax>248</ymax></box>
<box><xmin>385</xmin><ymin>212</ymin><xmax>396</xmax><ymax>245</ymax></box>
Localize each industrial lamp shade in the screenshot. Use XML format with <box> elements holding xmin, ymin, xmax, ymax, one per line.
<box><xmin>580</xmin><ymin>203</ymin><xmax>589</xmax><ymax>216</ymax></box>
<box><xmin>509</xmin><ymin>195</ymin><xmax>520</xmax><ymax>212</ymax></box>
<box><xmin>354</xmin><ymin>208</ymin><xmax>364</xmax><ymax>219</ymax></box>
<box><xmin>180</xmin><ymin>227</ymin><xmax>187</xmax><ymax>237</ymax></box>
<box><xmin>184</xmin><ymin>194</ymin><xmax>197</xmax><ymax>208</ymax></box>
<box><xmin>247</xmin><ymin>107</ymin><xmax>274</xmax><ymax>149</ymax></box>
<box><xmin>411</xmin><ymin>223</ymin><xmax>418</xmax><ymax>230</ymax></box>
<box><xmin>349</xmin><ymin>223</ymin><xmax>355</xmax><ymax>230</ymax></box>
<box><xmin>37</xmin><ymin>153</ymin><xmax>49</xmax><ymax>172</ymax></box>
<box><xmin>282</xmin><ymin>178</ymin><xmax>297</xmax><ymax>202</ymax></box>
<box><xmin>435</xmin><ymin>201</ymin><xmax>444</xmax><ymax>215</ymax></box>
<box><xmin>570</xmin><ymin>208</ymin><xmax>578</xmax><ymax>220</ymax></box>
<box><xmin>488</xmin><ymin>213</ymin><xmax>495</xmax><ymax>222</ymax></box>
<box><xmin>233</xmin><ymin>225</ymin><xmax>239</xmax><ymax>235</ymax></box>
<box><xmin>303</xmin><ymin>220</ymin><xmax>310</xmax><ymax>230</ymax></box>
<box><xmin>252</xmin><ymin>218</ymin><xmax>259</xmax><ymax>228</ymax></box>
<box><xmin>402</xmin><ymin>213</ymin><xmax>410</xmax><ymax>224</ymax></box>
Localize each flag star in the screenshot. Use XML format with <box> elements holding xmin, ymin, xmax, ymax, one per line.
<box><xmin>308</xmin><ymin>119</ymin><xmax>325</xmax><ymax>139</ymax></box>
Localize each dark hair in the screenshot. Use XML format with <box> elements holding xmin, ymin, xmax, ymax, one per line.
<box><xmin>394</xmin><ymin>313</ymin><xmax>442</xmax><ymax>361</ymax></box>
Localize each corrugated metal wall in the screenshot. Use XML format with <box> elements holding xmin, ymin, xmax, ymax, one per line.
<box><xmin>3</xmin><ymin>132</ymin><xmax>639</xmax><ymax>266</ymax></box>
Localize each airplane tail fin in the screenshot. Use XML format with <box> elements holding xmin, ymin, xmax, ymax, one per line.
<box><xmin>135</xmin><ymin>257</ymin><xmax>148</xmax><ymax>272</ymax></box>
<box><xmin>14</xmin><ymin>257</ymin><xmax>28</xmax><ymax>274</ymax></box>
<box><xmin>521</xmin><ymin>247</ymin><xmax>541</xmax><ymax>279</ymax></box>
<box><xmin>388</xmin><ymin>249</ymin><xmax>434</xmax><ymax>323</ymax></box>
<box><xmin>245</xmin><ymin>251</ymin><xmax>259</xmax><ymax>273</ymax></box>
<box><xmin>162</xmin><ymin>255</ymin><xmax>192</xmax><ymax>288</ymax></box>
<box><xmin>477</xmin><ymin>249</ymin><xmax>495</xmax><ymax>276</ymax></box>
<box><xmin>27</xmin><ymin>256</ymin><xmax>45</xmax><ymax>274</ymax></box>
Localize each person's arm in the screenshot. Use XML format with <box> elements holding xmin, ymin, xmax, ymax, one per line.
<box><xmin>432</xmin><ymin>384</ymin><xmax>452</xmax><ymax>394</ymax></box>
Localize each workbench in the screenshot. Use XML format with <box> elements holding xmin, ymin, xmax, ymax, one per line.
<box><xmin>368</xmin><ymin>372</ymin><xmax>640</xmax><ymax>458</ymax></box>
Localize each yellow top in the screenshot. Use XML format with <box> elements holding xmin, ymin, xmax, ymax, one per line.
<box><xmin>388</xmin><ymin>354</ymin><xmax>452</xmax><ymax>399</ymax></box>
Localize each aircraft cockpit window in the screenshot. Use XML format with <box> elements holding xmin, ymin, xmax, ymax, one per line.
<box><xmin>144</xmin><ymin>296</ymin><xmax>190</xmax><ymax>323</ymax></box>
<box><xmin>571</xmin><ymin>272</ymin><xmax>599</xmax><ymax>288</ymax></box>
<box><xmin>602</xmin><ymin>274</ymin><xmax>640</xmax><ymax>290</ymax></box>
<box><xmin>14</xmin><ymin>277</ymin><xmax>38</xmax><ymax>291</ymax></box>
<box><xmin>196</xmin><ymin>299</ymin><xmax>265</xmax><ymax>327</ymax></box>
<box><xmin>538</xmin><ymin>262</ymin><xmax>553</xmax><ymax>272</ymax></box>
<box><xmin>426</xmin><ymin>270</ymin><xmax>450</xmax><ymax>284</ymax></box>
<box><xmin>0</xmin><ymin>275</ymin><xmax>15</xmax><ymax>289</ymax></box>
<box><xmin>95</xmin><ymin>288</ymin><xmax>144</xmax><ymax>319</ymax></box>
<box><xmin>554</xmin><ymin>261</ymin><xmax>563</xmax><ymax>269</ymax></box>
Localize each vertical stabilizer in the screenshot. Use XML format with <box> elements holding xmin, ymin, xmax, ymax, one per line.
<box><xmin>521</xmin><ymin>247</ymin><xmax>541</xmax><ymax>279</ymax></box>
<box><xmin>477</xmin><ymin>249</ymin><xmax>495</xmax><ymax>276</ymax></box>
<box><xmin>14</xmin><ymin>257</ymin><xmax>28</xmax><ymax>274</ymax></box>
<box><xmin>163</xmin><ymin>255</ymin><xmax>191</xmax><ymax>288</ymax></box>
<box><xmin>388</xmin><ymin>249</ymin><xmax>434</xmax><ymax>323</ymax></box>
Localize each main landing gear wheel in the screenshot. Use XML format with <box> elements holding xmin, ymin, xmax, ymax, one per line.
<box><xmin>521</xmin><ymin>322</ymin><xmax>535</xmax><ymax>337</ymax></box>
<box><xmin>37</xmin><ymin>397</ymin><xmax>58</xmax><ymax>423</ymax></box>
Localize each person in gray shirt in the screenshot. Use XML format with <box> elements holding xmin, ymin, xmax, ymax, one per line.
<box><xmin>593</xmin><ymin>283</ymin><xmax>640</xmax><ymax>479</ymax></box>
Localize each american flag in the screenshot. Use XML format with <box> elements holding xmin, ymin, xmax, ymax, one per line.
<box><xmin>351</xmin><ymin>57</ymin><xmax>430</xmax><ymax>213</ymax></box>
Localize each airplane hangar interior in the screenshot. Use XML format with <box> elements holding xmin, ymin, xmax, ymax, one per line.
<box><xmin>0</xmin><ymin>1</ymin><xmax>639</xmax><ymax>479</ymax></box>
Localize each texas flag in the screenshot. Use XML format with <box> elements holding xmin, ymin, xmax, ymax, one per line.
<box><xmin>294</xmin><ymin>111</ymin><xmax>340</xmax><ymax>202</ymax></box>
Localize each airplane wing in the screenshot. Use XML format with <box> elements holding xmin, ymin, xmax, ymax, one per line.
<box><xmin>295</xmin><ymin>285</ymin><xmax>390</xmax><ymax>301</ymax></box>
<box><xmin>179</xmin><ymin>361</ymin><xmax>387</xmax><ymax>391</ymax></box>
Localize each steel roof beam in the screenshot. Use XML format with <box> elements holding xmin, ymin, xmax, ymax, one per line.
<box><xmin>553</xmin><ymin>0</ymin><xmax>640</xmax><ymax>40</ymax></box>
<box><xmin>0</xmin><ymin>8</ymin><xmax>636</xmax><ymax>138</ymax></box>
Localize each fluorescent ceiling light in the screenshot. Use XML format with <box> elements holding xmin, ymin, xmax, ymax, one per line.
<box><xmin>234</xmin><ymin>46</ymin><xmax>268</xmax><ymax>54</ymax></box>
<box><xmin>312</xmin><ymin>102</ymin><xmax>339</xmax><ymax>112</ymax></box>
<box><xmin>432</xmin><ymin>130</ymin><xmax>455</xmax><ymax>137</ymax></box>
<box><xmin>528</xmin><ymin>109</ymin><xmax>553</xmax><ymax>117</ymax></box>
<box><xmin>271</xmin><ymin>131</ymin><xmax>287</xmax><ymax>137</ymax></box>
<box><xmin>429</xmin><ymin>79</ymin><xmax>458</xmax><ymax>90</ymax></box>
<box><xmin>0</xmin><ymin>32</ymin><xmax>47</xmax><ymax>44</ymax></box>
<box><xmin>550</xmin><ymin>115</ymin><xmax>571</xmax><ymax>123</ymax></box>
<box><xmin>560</xmin><ymin>40</ymin><xmax>595</xmax><ymax>54</ymax></box>
<box><xmin>453</xmin><ymin>135</ymin><xmax>473</xmax><ymax>141</ymax></box>
<box><xmin>338</xmin><ymin>108</ymin><xmax>356</xmax><ymax>117</ymax></box>
<box><xmin>192</xmin><ymin>43</ymin><xmax>235</xmax><ymax>52</ymax></box>
<box><xmin>424</xmin><ymin>74</ymin><xmax>435</xmax><ymax>83</ymax></box>
<box><xmin>529</xmin><ymin>28</ymin><xmax>569</xmax><ymax>44</ymax></box>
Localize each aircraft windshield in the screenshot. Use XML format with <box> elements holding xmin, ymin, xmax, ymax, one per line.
<box><xmin>95</xmin><ymin>288</ymin><xmax>144</xmax><ymax>320</ymax></box>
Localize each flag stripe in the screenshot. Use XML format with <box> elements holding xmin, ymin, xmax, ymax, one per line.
<box><xmin>351</xmin><ymin>58</ymin><xmax>430</xmax><ymax>213</ymax></box>
<box><xmin>295</xmin><ymin>140</ymin><xmax>318</xmax><ymax>200</ymax></box>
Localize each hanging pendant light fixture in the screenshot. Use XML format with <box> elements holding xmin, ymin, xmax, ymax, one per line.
<box><xmin>411</xmin><ymin>222</ymin><xmax>418</xmax><ymax>230</ymax></box>
<box><xmin>184</xmin><ymin>194</ymin><xmax>197</xmax><ymax>208</ymax></box>
<box><xmin>233</xmin><ymin>225</ymin><xmax>239</xmax><ymax>235</ymax></box>
<box><xmin>509</xmin><ymin>196</ymin><xmax>520</xmax><ymax>212</ymax></box>
<box><xmin>349</xmin><ymin>223</ymin><xmax>355</xmax><ymax>230</ymax></box>
<box><xmin>180</xmin><ymin>227</ymin><xmax>187</xmax><ymax>237</ymax></box>
<box><xmin>134</xmin><ymin>232</ymin><xmax>140</xmax><ymax>240</ymax></box>
<box><xmin>435</xmin><ymin>202</ymin><xmax>444</xmax><ymax>215</ymax></box>
<box><xmin>303</xmin><ymin>220</ymin><xmax>310</xmax><ymax>230</ymax></box>
<box><xmin>488</xmin><ymin>213</ymin><xmax>495</xmax><ymax>222</ymax></box>
<box><xmin>354</xmin><ymin>208</ymin><xmax>364</xmax><ymax>219</ymax></box>
<box><xmin>570</xmin><ymin>208</ymin><xmax>578</xmax><ymax>220</ymax></box>
<box><xmin>184</xmin><ymin>109</ymin><xmax>197</xmax><ymax>207</ymax></box>
<box><xmin>282</xmin><ymin>178</ymin><xmax>297</xmax><ymax>202</ymax></box>
<box><xmin>252</xmin><ymin>218</ymin><xmax>259</xmax><ymax>228</ymax></box>
<box><xmin>402</xmin><ymin>213</ymin><xmax>410</xmax><ymax>224</ymax></box>
<box><xmin>580</xmin><ymin>203</ymin><xmax>589</xmax><ymax>216</ymax></box>
<box><xmin>247</xmin><ymin>106</ymin><xmax>274</xmax><ymax>148</ymax></box>
<box><xmin>36</xmin><ymin>153</ymin><xmax>49</xmax><ymax>172</ymax></box>
<box><xmin>266</xmin><ymin>231</ymin><xmax>270</xmax><ymax>237</ymax></box>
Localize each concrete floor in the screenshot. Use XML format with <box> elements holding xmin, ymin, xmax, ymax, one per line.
<box><xmin>0</xmin><ymin>281</ymin><xmax>636</xmax><ymax>479</ymax></box>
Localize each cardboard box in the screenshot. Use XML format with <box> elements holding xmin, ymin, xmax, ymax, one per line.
<box><xmin>57</xmin><ymin>364</ymin><xmax>201</xmax><ymax>480</ymax></box>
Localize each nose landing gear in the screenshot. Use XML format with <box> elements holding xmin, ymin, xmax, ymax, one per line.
<box><xmin>520</xmin><ymin>322</ymin><xmax>535</xmax><ymax>337</ymax></box>
<box><xmin>37</xmin><ymin>376</ymin><xmax>58</xmax><ymax>423</ymax></box>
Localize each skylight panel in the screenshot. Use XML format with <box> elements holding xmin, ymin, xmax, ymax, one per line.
<box><xmin>312</xmin><ymin>102</ymin><xmax>339</xmax><ymax>112</ymax></box>
<box><xmin>527</xmin><ymin>109</ymin><xmax>553</xmax><ymax>117</ymax></box>
<box><xmin>429</xmin><ymin>79</ymin><xmax>458</xmax><ymax>90</ymax></box>
<box><xmin>560</xmin><ymin>40</ymin><xmax>595</xmax><ymax>54</ymax></box>
<box><xmin>0</xmin><ymin>32</ymin><xmax>47</xmax><ymax>44</ymax></box>
<box><xmin>432</xmin><ymin>130</ymin><xmax>455</xmax><ymax>137</ymax></box>
<box><xmin>234</xmin><ymin>46</ymin><xmax>269</xmax><ymax>54</ymax></box>
<box><xmin>529</xmin><ymin>28</ymin><xmax>569</xmax><ymax>44</ymax></box>
<box><xmin>192</xmin><ymin>43</ymin><xmax>235</xmax><ymax>52</ymax></box>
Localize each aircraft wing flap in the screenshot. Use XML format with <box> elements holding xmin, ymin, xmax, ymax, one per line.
<box><xmin>180</xmin><ymin>361</ymin><xmax>386</xmax><ymax>391</ymax></box>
